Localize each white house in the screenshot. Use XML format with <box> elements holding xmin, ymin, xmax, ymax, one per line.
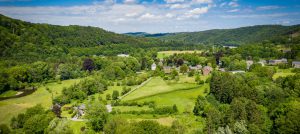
<box><xmin>151</xmin><ymin>63</ymin><xmax>157</xmax><ymax>70</ymax></box>
<box><xmin>269</xmin><ymin>58</ymin><xmax>288</xmax><ymax>65</ymax></box>
<box><xmin>246</xmin><ymin>60</ymin><xmax>253</xmax><ymax>70</ymax></box>
<box><xmin>117</xmin><ymin>54</ymin><xmax>130</xmax><ymax>57</ymax></box>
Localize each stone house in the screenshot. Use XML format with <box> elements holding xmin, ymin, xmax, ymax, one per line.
<box><xmin>202</xmin><ymin>66</ymin><xmax>213</xmax><ymax>75</ymax></box>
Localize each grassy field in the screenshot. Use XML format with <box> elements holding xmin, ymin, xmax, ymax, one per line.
<box><xmin>0</xmin><ymin>90</ymin><xmax>18</xmax><ymax>97</ymax></box>
<box><xmin>69</xmin><ymin>121</ymin><xmax>86</xmax><ymax>134</ymax></box>
<box><xmin>136</xmin><ymin>84</ymin><xmax>208</xmax><ymax>113</ymax></box>
<box><xmin>122</xmin><ymin>77</ymin><xmax>200</xmax><ymax>101</ymax></box>
<box><xmin>0</xmin><ymin>78</ymin><xmax>82</xmax><ymax>125</ymax></box>
<box><xmin>118</xmin><ymin>114</ymin><xmax>204</xmax><ymax>133</ymax></box>
<box><xmin>273</xmin><ymin>68</ymin><xmax>295</xmax><ymax>80</ymax></box>
<box><xmin>157</xmin><ymin>50</ymin><xmax>202</xmax><ymax>59</ymax></box>
<box><xmin>113</xmin><ymin>106</ymin><xmax>152</xmax><ymax>112</ymax></box>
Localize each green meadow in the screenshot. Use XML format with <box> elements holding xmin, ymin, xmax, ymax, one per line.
<box><xmin>122</xmin><ymin>77</ymin><xmax>200</xmax><ymax>101</ymax></box>
<box><xmin>157</xmin><ymin>50</ymin><xmax>202</xmax><ymax>59</ymax></box>
<box><xmin>0</xmin><ymin>78</ymin><xmax>82</xmax><ymax>125</ymax></box>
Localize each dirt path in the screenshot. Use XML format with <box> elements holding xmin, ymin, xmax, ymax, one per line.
<box><xmin>119</xmin><ymin>77</ymin><xmax>152</xmax><ymax>100</ymax></box>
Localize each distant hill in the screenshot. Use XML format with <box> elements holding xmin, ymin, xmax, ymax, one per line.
<box><xmin>0</xmin><ymin>14</ymin><xmax>162</xmax><ymax>61</ymax></box>
<box><xmin>124</xmin><ymin>32</ymin><xmax>173</xmax><ymax>37</ymax></box>
<box><xmin>126</xmin><ymin>25</ymin><xmax>300</xmax><ymax>45</ymax></box>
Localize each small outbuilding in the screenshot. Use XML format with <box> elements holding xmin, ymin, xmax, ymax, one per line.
<box><xmin>117</xmin><ymin>54</ymin><xmax>130</xmax><ymax>57</ymax></box>
<box><xmin>246</xmin><ymin>60</ymin><xmax>253</xmax><ymax>70</ymax></box>
<box><xmin>292</xmin><ymin>61</ymin><xmax>300</xmax><ymax>68</ymax></box>
<box><xmin>151</xmin><ymin>63</ymin><xmax>157</xmax><ymax>70</ymax></box>
<box><xmin>163</xmin><ymin>66</ymin><xmax>172</xmax><ymax>74</ymax></box>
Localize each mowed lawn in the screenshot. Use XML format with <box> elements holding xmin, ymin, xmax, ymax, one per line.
<box><xmin>136</xmin><ymin>84</ymin><xmax>208</xmax><ymax>113</ymax></box>
<box><xmin>157</xmin><ymin>50</ymin><xmax>202</xmax><ymax>59</ymax></box>
<box><xmin>122</xmin><ymin>77</ymin><xmax>200</xmax><ymax>101</ymax></box>
<box><xmin>0</xmin><ymin>78</ymin><xmax>82</xmax><ymax>125</ymax></box>
<box><xmin>272</xmin><ymin>68</ymin><xmax>295</xmax><ymax>80</ymax></box>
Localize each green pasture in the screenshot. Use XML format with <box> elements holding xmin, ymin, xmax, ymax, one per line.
<box><xmin>69</xmin><ymin>121</ymin><xmax>86</xmax><ymax>134</ymax></box>
<box><xmin>0</xmin><ymin>90</ymin><xmax>18</xmax><ymax>98</ymax></box>
<box><xmin>273</xmin><ymin>68</ymin><xmax>295</xmax><ymax>80</ymax></box>
<box><xmin>122</xmin><ymin>77</ymin><xmax>200</xmax><ymax>101</ymax></box>
<box><xmin>136</xmin><ymin>84</ymin><xmax>208</xmax><ymax>113</ymax></box>
<box><xmin>113</xmin><ymin>106</ymin><xmax>152</xmax><ymax>112</ymax></box>
<box><xmin>157</xmin><ymin>50</ymin><xmax>202</xmax><ymax>59</ymax></box>
<box><xmin>0</xmin><ymin>78</ymin><xmax>82</xmax><ymax>125</ymax></box>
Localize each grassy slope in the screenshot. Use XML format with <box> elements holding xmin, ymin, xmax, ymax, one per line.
<box><xmin>0</xmin><ymin>90</ymin><xmax>18</xmax><ymax>97</ymax></box>
<box><xmin>0</xmin><ymin>78</ymin><xmax>82</xmax><ymax>125</ymax></box>
<box><xmin>136</xmin><ymin>84</ymin><xmax>208</xmax><ymax>113</ymax></box>
<box><xmin>122</xmin><ymin>77</ymin><xmax>200</xmax><ymax>101</ymax></box>
<box><xmin>116</xmin><ymin>75</ymin><xmax>208</xmax><ymax>133</ymax></box>
<box><xmin>157</xmin><ymin>50</ymin><xmax>202</xmax><ymax>59</ymax></box>
<box><xmin>272</xmin><ymin>68</ymin><xmax>295</xmax><ymax>80</ymax></box>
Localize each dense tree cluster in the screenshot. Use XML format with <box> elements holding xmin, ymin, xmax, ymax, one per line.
<box><xmin>104</xmin><ymin>118</ymin><xmax>179</xmax><ymax>134</ymax></box>
<box><xmin>10</xmin><ymin>105</ymin><xmax>56</xmax><ymax>133</ymax></box>
<box><xmin>54</xmin><ymin>77</ymin><xmax>108</xmax><ymax>104</ymax></box>
<box><xmin>194</xmin><ymin>71</ymin><xmax>300</xmax><ymax>134</ymax></box>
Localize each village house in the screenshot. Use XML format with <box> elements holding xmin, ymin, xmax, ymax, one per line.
<box><xmin>72</xmin><ymin>104</ymin><xmax>86</xmax><ymax>120</ymax></box>
<box><xmin>163</xmin><ymin>66</ymin><xmax>172</xmax><ymax>74</ymax></box>
<box><xmin>292</xmin><ymin>61</ymin><xmax>300</xmax><ymax>68</ymax></box>
<box><xmin>189</xmin><ymin>65</ymin><xmax>202</xmax><ymax>71</ymax></box>
<box><xmin>246</xmin><ymin>60</ymin><xmax>253</xmax><ymax>70</ymax></box>
<box><xmin>202</xmin><ymin>66</ymin><xmax>213</xmax><ymax>75</ymax></box>
<box><xmin>117</xmin><ymin>54</ymin><xmax>130</xmax><ymax>57</ymax></box>
<box><xmin>151</xmin><ymin>63</ymin><xmax>157</xmax><ymax>70</ymax></box>
<box><xmin>269</xmin><ymin>58</ymin><xmax>288</xmax><ymax>65</ymax></box>
<box><xmin>223</xmin><ymin>45</ymin><xmax>237</xmax><ymax>49</ymax></box>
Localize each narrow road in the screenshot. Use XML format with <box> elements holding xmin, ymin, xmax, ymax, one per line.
<box><xmin>118</xmin><ymin>77</ymin><xmax>152</xmax><ymax>100</ymax></box>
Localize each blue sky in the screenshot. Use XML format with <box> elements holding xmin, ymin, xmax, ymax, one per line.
<box><xmin>0</xmin><ymin>0</ymin><xmax>299</xmax><ymax>33</ymax></box>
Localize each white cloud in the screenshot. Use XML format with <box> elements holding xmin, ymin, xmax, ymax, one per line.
<box><xmin>164</xmin><ymin>0</ymin><xmax>185</xmax><ymax>4</ymax></box>
<box><xmin>178</xmin><ymin>6</ymin><xmax>209</xmax><ymax>19</ymax></box>
<box><xmin>220</xmin><ymin>13</ymin><xmax>289</xmax><ymax>19</ymax></box>
<box><xmin>169</xmin><ymin>3</ymin><xmax>190</xmax><ymax>9</ymax></box>
<box><xmin>220</xmin><ymin>2</ymin><xmax>227</xmax><ymax>7</ymax></box>
<box><xmin>125</xmin><ymin>12</ymin><xmax>140</xmax><ymax>17</ymax></box>
<box><xmin>227</xmin><ymin>9</ymin><xmax>239</xmax><ymax>12</ymax></box>
<box><xmin>139</xmin><ymin>13</ymin><xmax>163</xmax><ymax>20</ymax></box>
<box><xmin>123</xmin><ymin>0</ymin><xmax>136</xmax><ymax>4</ymax></box>
<box><xmin>257</xmin><ymin>6</ymin><xmax>282</xmax><ymax>10</ymax></box>
<box><xmin>228</xmin><ymin>1</ymin><xmax>239</xmax><ymax>7</ymax></box>
<box><xmin>191</xmin><ymin>0</ymin><xmax>212</xmax><ymax>4</ymax></box>
<box><xmin>165</xmin><ymin>13</ymin><xmax>175</xmax><ymax>18</ymax></box>
<box><xmin>189</xmin><ymin>7</ymin><xmax>209</xmax><ymax>15</ymax></box>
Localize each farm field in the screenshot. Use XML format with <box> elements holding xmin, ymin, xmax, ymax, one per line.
<box><xmin>157</xmin><ymin>50</ymin><xmax>202</xmax><ymax>59</ymax></box>
<box><xmin>0</xmin><ymin>78</ymin><xmax>83</xmax><ymax>125</ymax></box>
<box><xmin>135</xmin><ymin>83</ymin><xmax>208</xmax><ymax>113</ymax></box>
<box><xmin>122</xmin><ymin>77</ymin><xmax>200</xmax><ymax>101</ymax></box>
